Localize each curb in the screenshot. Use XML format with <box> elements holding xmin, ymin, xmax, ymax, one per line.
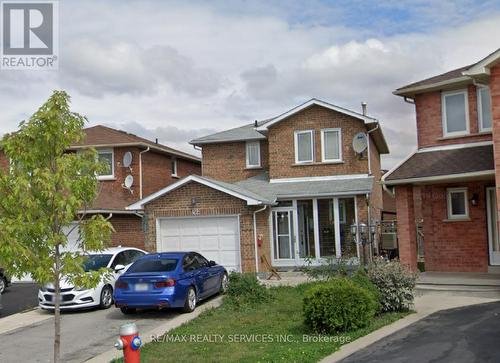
<box><xmin>85</xmin><ymin>296</ymin><xmax>223</xmax><ymax>363</ymax></box>
<box><xmin>0</xmin><ymin>308</ymin><xmax>52</xmax><ymax>335</ymax></box>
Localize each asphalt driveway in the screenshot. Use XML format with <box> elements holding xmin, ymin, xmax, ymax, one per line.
<box><xmin>0</xmin><ymin>283</ymin><xmax>39</xmax><ymax>317</ymax></box>
<box><xmin>341</xmin><ymin>301</ymin><xmax>500</xmax><ymax>363</ymax></box>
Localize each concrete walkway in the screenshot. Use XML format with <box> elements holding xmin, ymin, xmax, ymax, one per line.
<box><xmin>320</xmin><ymin>293</ymin><xmax>500</xmax><ymax>363</ymax></box>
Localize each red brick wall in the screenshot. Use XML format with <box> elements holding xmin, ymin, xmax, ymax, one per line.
<box><xmin>369</xmin><ymin>137</ymin><xmax>383</xmax><ymax>222</ymax></box>
<box><xmin>420</xmin><ymin>181</ymin><xmax>492</xmax><ymax>272</ymax></box>
<box><xmin>415</xmin><ymin>85</ymin><xmax>492</xmax><ymax>148</ymax></box>
<box><xmin>491</xmin><ymin>64</ymin><xmax>500</xmax><ymax>232</ymax></box>
<box><xmin>395</xmin><ymin>185</ymin><xmax>417</xmax><ymax>271</ymax></box>
<box><xmin>202</xmin><ymin>140</ymin><xmax>269</xmax><ymax>182</ymax></box>
<box><xmin>109</xmin><ymin>215</ymin><xmax>145</xmax><ymax>250</ymax></box>
<box><xmin>268</xmin><ymin>105</ymin><xmax>369</xmax><ymax>179</ymax></box>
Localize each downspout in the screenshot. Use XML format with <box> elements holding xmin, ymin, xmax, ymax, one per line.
<box><xmin>139</xmin><ymin>147</ymin><xmax>151</xmax><ymax>199</ymax></box>
<box><xmin>253</xmin><ymin>204</ymin><xmax>267</xmax><ymax>275</ymax></box>
<box><xmin>105</xmin><ymin>213</ymin><xmax>113</xmax><ymax>220</ymax></box>
<box><xmin>366</xmin><ymin>122</ymin><xmax>379</xmax><ymax>176</ymax></box>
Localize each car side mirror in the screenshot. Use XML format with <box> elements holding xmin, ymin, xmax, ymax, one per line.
<box><xmin>209</xmin><ymin>260</ymin><xmax>217</xmax><ymax>267</ymax></box>
<box><xmin>114</xmin><ymin>264</ymin><xmax>126</xmax><ymax>273</ymax></box>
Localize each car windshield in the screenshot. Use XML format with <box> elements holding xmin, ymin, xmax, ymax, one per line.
<box><xmin>82</xmin><ymin>254</ymin><xmax>113</xmax><ymax>272</ymax></box>
<box><xmin>127</xmin><ymin>258</ymin><xmax>178</xmax><ymax>273</ymax></box>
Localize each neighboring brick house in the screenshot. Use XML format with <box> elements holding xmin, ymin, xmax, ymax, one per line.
<box><xmin>1</xmin><ymin>125</ymin><xmax>202</xmax><ymax>251</ymax></box>
<box><xmin>383</xmin><ymin>48</ymin><xmax>500</xmax><ymax>273</ymax></box>
<box><xmin>128</xmin><ymin>99</ymin><xmax>389</xmax><ymax>273</ymax></box>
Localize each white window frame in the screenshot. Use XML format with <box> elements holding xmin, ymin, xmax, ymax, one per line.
<box><xmin>97</xmin><ymin>148</ymin><xmax>114</xmax><ymax>180</ymax></box>
<box><xmin>294</xmin><ymin>130</ymin><xmax>314</xmax><ymax>164</ymax></box>
<box><xmin>477</xmin><ymin>86</ymin><xmax>492</xmax><ymax>132</ymax></box>
<box><xmin>245</xmin><ymin>141</ymin><xmax>261</xmax><ymax>168</ymax></box>
<box><xmin>446</xmin><ymin>187</ymin><xmax>469</xmax><ymax>220</ymax></box>
<box><xmin>320</xmin><ymin>128</ymin><xmax>342</xmax><ymax>163</ymax></box>
<box><xmin>441</xmin><ymin>89</ymin><xmax>470</xmax><ymax>137</ymax></box>
<box><xmin>171</xmin><ymin>157</ymin><xmax>178</xmax><ymax>177</ymax></box>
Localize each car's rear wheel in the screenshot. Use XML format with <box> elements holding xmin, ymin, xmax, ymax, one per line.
<box><xmin>220</xmin><ymin>273</ymin><xmax>229</xmax><ymax>294</ymax></box>
<box><xmin>182</xmin><ymin>287</ymin><xmax>197</xmax><ymax>313</ymax></box>
<box><xmin>99</xmin><ymin>285</ymin><xmax>113</xmax><ymax>309</ymax></box>
<box><xmin>0</xmin><ymin>277</ymin><xmax>6</xmax><ymax>294</ymax></box>
<box><xmin>120</xmin><ymin>307</ymin><xmax>136</xmax><ymax>314</ymax></box>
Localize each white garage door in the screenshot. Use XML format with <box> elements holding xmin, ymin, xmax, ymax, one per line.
<box><xmin>157</xmin><ymin>216</ymin><xmax>241</xmax><ymax>272</ymax></box>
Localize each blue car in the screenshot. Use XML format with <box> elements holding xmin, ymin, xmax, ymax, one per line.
<box><xmin>114</xmin><ymin>252</ymin><xmax>228</xmax><ymax>314</ymax></box>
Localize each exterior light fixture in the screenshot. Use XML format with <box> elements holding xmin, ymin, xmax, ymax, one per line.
<box><xmin>471</xmin><ymin>193</ymin><xmax>479</xmax><ymax>206</ymax></box>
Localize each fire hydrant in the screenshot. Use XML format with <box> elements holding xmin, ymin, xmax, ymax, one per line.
<box><xmin>114</xmin><ymin>322</ymin><xmax>142</xmax><ymax>363</ymax></box>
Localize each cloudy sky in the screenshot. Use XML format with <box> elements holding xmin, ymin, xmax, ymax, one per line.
<box><xmin>1</xmin><ymin>0</ymin><xmax>499</xmax><ymax>168</ymax></box>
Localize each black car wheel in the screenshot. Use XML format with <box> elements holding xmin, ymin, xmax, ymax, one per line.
<box><xmin>182</xmin><ymin>286</ymin><xmax>197</xmax><ymax>313</ymax></box>
<box><xmin>0</xmin><ymin>277</ymin><xmax>6</xmax><ymax>295</ymax></box>
<box><xmin>120</xmin><ymin>307</ymin><xmax>137</xmax><ymax>314</ymax></box>
<box><xmin>220</xmin><ymin>273</ymin><xmax>229</xmax><ymax>294</ymax></box>
<box><xmin>99</xmin><ymin>285</ymin><xmax>113</xmax><ymax>309</ymax></box>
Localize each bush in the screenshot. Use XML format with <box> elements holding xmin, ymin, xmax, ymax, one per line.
<box><xmin>303</xmin><ymin>278</ymin><xmax>377</xmax><ymax>333</ymax></box>
<box><xmin>225</xmin><ymin>272</ymin><xmax>272</xmax><ymax>308</ymax></box>
<box><xmin>350</xmin><ymin>268</ymin><xmax>381</xmax><ymax>313</ymax></box>
<box><xmin>367</xmin><ymin>258</ymin><xmax>418</xmax><ymax>312</ymax></box>
<box><xmin>301</xmin><ymin>256</ymin><xmax>356</xmax><ymax>280</ymax></box>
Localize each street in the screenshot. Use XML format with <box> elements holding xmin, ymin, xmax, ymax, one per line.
<box><xmin>340</xmin><ymin>301</ymin><xmax>500</xmax><ymax>363</ymax></box>
<box><xmin>0</xmin><ymin>283</ymin><xmax>39</xmax><ymax>317</ymax></box>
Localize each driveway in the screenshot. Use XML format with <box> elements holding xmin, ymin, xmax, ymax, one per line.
<box><xmin>341</xmin><ymin>301</ymin><xmax>500</xmax><ymax>363</ymax></box>
<box><xmin>0</xmin><ymin>283</ymin><xmax>39</xmax><ymax>317</ymax></box>
<box><xmin>0</xmin><ymin>305</ymin><xmax>183</xmax><ymax>363</ymax></box>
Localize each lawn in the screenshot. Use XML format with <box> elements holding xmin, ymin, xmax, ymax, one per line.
<box><xmin>113</xmin><ymin>283</ymin><xmax>409</xmax><ymax>363</ymax></box>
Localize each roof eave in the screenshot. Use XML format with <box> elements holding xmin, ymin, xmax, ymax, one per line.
<box><xmin>393</xmin><ymin>76</ymin><xmax>473</xmax><ymax>98</ymax></box>
<box><xmin>383</xmin><ymin>170</ymin><xmax>495</xmax><ymax>186</ymax></box>
<box><xmin>189</xmin><ymin>136</ymin><xmax>266</xmax><ymax>146</ymax></box>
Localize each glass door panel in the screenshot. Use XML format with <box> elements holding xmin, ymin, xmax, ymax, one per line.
<box><xmin>273</xmin><ymin>210</ymin><xmax>295</xmax><ymax>260</ymax></box>
<box><xmin>339</xmin><ymin>197</ymin><xmax>357</xmax><ymax>258</ymax></box>
<box><xmin>298</xmin><ymin>200</ymin><xmax>315</xmax><ymax>258</ymax></box>
<box><xmin>318</xmin><ymin>199</ymin><xmax>336</xmax><ymax>257</ymax></box>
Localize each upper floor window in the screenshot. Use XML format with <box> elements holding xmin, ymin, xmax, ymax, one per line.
<box><xmin>171</xmin><ymin>157</ymin><xmax>178</xmax><ymax>177</ymax></box>
<box><xmin>441</xmin><ymin>90</ymin><xmax>469</xmax><ymax>137</ymax></box>
<box><xmin>97</xmin><ymin>149</ymin><xmax>114</xmax><ymax>179</ymax></box>
<box><xmin>294</xmin><ymin>130</ymin><xmax>314</xmax><ymax>164</ymax></box>
<box><xmin>477</xmin><ymin>86</ymin><xmax>492</xmax><ymax>132</ymax></box>
<box><xmin>446</xmin><ymin>187</ymin><xmax>469</xmax><ymax>220</ymax></box>
<box><xmin>245</xmin><ymin>141</ymin><xmax>261</xmax><ymax>168</ymax></box>
<box><xmin>321</xmin><ymin>128</ymin><xmax>342</xmax><ymax>162</ymax></box>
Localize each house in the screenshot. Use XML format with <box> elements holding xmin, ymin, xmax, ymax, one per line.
<box><xmin>0</xmin><ymin>125</ymin><xmax>202</xmax><ymax>251</ymax></box>
<box><xmin>127</xmin><ymin>99</ymin><xmax>390</xmax><ymax>273</ymax></box>
<box><xmin>383</xmin><ymin>48</ymin><xmax>500</xmax><ymax>273</ymax></box>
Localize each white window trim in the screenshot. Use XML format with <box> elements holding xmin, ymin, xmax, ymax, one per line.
<box><xmin>320</xmin><ymin>128</ymin><xmax>342</xmax><ymax>163</ymax></box>
<box><xmin>171</xmin><ymin>157</ymin><xmax>178</xmax><ymax>177</ymax></box>
<box><xmin>477</xmin><ymin>86</ymin><xmax>492</xmax><ymax>132</ymax></box>
<box><xmin>446</xmin><ymin>187</ymin><xmax>469</xmax><ymax>220</ymax></box>
<box><xmin>97</xmin><ymin>148</ymin><xmax>114</xmax><ymax>180</ymax></box>
<box><xmin>294</xmin><ymin>130</ymin><xmax>314</xmax><ymax>164</ymax></box>
<box><xmin>441</xmin><ymin>89</ymin><xmax>470</xmax><ymax>137</ymax></box>
<box><xmin>245</xmin><ymin>141</ymin><xmax>261</xmax><ymax>168</ymax></box>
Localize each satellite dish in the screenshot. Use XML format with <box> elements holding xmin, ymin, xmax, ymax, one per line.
<box><xmin>352</xmin><ymin>132</ymin><xmax>368</xmax><ymax>154</ymax></box>
<box><xmin>123</xmin><ymin>152</ymin><xmax>132</xmax><ymax>168</ymax></box>
<box><xmin>124</xmin><ymin>175</ymin><xmax>134</xmax><ymax>189</ymax></box>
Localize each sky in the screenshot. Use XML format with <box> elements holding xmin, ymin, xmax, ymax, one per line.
<box><xmin>1</xmin><ymin>0</ymin><xmax>499</xmax><ymax>168</ymax></box>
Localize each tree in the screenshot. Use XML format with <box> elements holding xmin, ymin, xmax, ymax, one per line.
<box><xmin>0</xmin><ymin>91</ymin><xmax>114</xmax><ymax>363</ymax></box>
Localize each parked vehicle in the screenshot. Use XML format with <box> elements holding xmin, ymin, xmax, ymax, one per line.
<box><xmin>38</xmin><ymin>247</ymin><xmax>146</xmax><ymax>310</ymax></box>
<box><xmin>0</xmin><ymin>268</ymin><xmax>11</xmax><ymax>294</ymax></box>
<box><xmin>114</xmin><ymin>252</ymin><xmax>228</xmax><ymax>314</ymax></box>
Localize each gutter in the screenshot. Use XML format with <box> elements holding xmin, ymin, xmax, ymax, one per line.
<box><xmin>253</xmin><ymin>205</ymin><xmax>267</xmax><ymax>274</ymax></box>
<box><xmin>139</xmin><ymin>147</ymin><xmax>150</xmax><ymax>199</ymax></box>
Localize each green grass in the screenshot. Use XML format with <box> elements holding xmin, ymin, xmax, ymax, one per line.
<box><xmin>112</xmin><ymin>284</ymin><xmax>409</xmax><ymax>363</ymax></box>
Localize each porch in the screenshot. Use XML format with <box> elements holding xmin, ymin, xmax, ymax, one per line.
<box><xmin>417</xmin><ymin>272</ymin><xmax>500</xmax><ymax>298</ymax></box>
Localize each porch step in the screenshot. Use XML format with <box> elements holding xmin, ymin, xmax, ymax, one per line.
<box><xmin>417</xmin><ymin>284</ymin><xmax>500</xmax><ymax>298</ymax></box>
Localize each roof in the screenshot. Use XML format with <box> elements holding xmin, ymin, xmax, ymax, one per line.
<box><xmin>395</xmin><ymin>48</ymin><xmax>500</xmax><ymax>97</ymax></box>
<box><xmin>73</xmin><ymin>125</ymin><xmax>200</xmax><ymax>163</ymax></box>
<box><xmin>190</xmin><ymin>98</ymin><xmax>389</xmax><ymax>154</ymax></box>
<box><xmin>127</xmin><ymin>172</ymin><xmax>374</xmax><ymax>209</ymax></box>
<box><xmin>383</xmin><ymin>143</ymin><xmax>494</xmax><ymax>185</ymax></box>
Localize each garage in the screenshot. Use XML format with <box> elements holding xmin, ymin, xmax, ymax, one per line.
<box><xmin>157</xmin><ymin>216</ymin><xmax>241</xmax><ymax>272</ymax></box>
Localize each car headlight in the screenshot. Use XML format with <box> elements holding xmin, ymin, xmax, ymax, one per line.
<box><xmin>74</xmin><ymin>286</ymin><xmax>88</xmax><ymax>291</ymax></box>
<box><xmin>40</xmin><ymin>286</ymin><xmax>48</xmax><ymax>292</ymax></box>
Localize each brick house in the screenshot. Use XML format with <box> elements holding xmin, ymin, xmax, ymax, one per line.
<box><xmin>383</xmin><ymin>48</ymin><xmax>500</xmax><ymax>273</ymax></box>
<box><xmin>1</xmin><ymin>125</ymin><xmax>201</xmax><ymax>251</ymax></box>
<box><xmin>127</xmin><ymin>99</ymin><xmax>389</xmax><ymax>272</ymax></box>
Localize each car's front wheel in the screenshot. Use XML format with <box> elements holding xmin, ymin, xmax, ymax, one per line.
<box><xmin>0</xmin><ymin>277</ymin><xmax>6</xmax><ymax>295</ymax></box>
<box><xmin>220</xmin><ymin>273</ymin><xmax>229</xmax><ymax>294</ymax></box>
<box><xmin>99</xmin><ymin>285</ymin><xmax>113</xmax><ymax>309</ymax></box>
<box><xmin>182</xmin><ymin>287</ymin><xmax>197</xmax><ymax>313</ymax></box>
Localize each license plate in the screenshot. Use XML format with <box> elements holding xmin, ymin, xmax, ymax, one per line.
<box><xmin>134</xmin><ymin>283</ymin><xmax>148</xmax><ymax>292</ymax></box>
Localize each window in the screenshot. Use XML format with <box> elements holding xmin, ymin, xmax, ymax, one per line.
<box><xmin>171</xmin><ymin>157</ymin><xmax>178</xmax><ymax>177</ymax></box>
<box><xmin>97</xmin><ymin>149</ymin><xmax>114</xmax><ymax>179</ymax></box>
<box><xmin>246</xmin><ymin>141</ymin><xmax>261</xmax><ymax>168</ymax></box>
<box><xmin>442</xmin><ymin>90</ymin><xmax>469</xmax><ymax>137</ymax></box>
<box><xmin>294</xmin><ymin>130</ymin><xmax>314</xmax><ymax>163</ymax></box>
<box><xmin>478</xmin><ymin>86</ymin><xmax>492</xmax><ymax>132</ymax></box>
<box><xmin>321</xmin><ymin>128</ymin><xmax>342</xmax><ymax>162</ymax></box>
<box><xmin>447</xmin><ymin>188</ymin><xmax>469</xmax><ymax>220</ymax></box>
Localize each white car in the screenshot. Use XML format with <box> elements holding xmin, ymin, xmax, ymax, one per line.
<box><xmin>38</xmin><ymin>247</ymin><xmax>146</xmax><ymax>310</ymax></box>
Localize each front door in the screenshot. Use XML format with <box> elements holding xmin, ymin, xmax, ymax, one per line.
<box><xmin>486</xmin><ymin>187</ymin><xmax>500</xmax><ymax>265</ymax></box>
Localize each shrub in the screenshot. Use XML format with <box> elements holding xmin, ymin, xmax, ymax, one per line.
<box><xmin>303</xmin><ymin>278</ymin><xmax>377</xmax><ymax>333</ymax></box>
<box><xmin>367</xmin><ymin>258</ymin><xmax>418</xmax><ymax>312</ymax></box>
<box><xmin>225</xmin><ymin>272</ymin><xmax>272</xmax><ymax>308</ymax></box>
<box><xmin>301</xmin><ymin>256</ymin><xmax>356</xmax><ymax>280</ymax></box>
<box><xmin>350</xmin><ymin>268</ymin><xmax>382</xmax><ymax>313</ymax></box>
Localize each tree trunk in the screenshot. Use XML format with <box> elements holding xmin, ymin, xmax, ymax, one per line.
<box><xmin>54</xmin><ymin>245</ymin><xmax>61</xmax><ymax>363</ymax></box>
